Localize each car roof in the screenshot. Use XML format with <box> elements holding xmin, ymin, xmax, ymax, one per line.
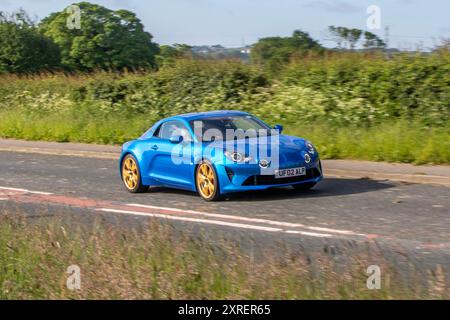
<box><xmin>165</xmin><ymin>110</ymin><xmax>249</xmax><ymax>122</ymax></box>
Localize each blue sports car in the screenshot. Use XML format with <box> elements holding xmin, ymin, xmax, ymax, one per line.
<box><xmin>120</xmin><ymin>110</ymin><xmax>323</xmax><ymax>201</ymax></box>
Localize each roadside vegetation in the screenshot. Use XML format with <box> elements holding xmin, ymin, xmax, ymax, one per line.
<box><xmin>0</xmin><ymin>211</ymin><xmax>448</xmax><ymax>299</ymax></box>
<box><xmin>0</xmin><ymin>54</ymin><xmax>449</xmax><ymax>164</ymax></box>
<box><xmin>0</xmin><ymin>3</ymin><xmax>449</xmax><ymax>164</ymax></box>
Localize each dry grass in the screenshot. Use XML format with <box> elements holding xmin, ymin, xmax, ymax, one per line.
<box><xmin>0</xmin><ymin>210</ymin><xmax>448</xmax><ymax>300</ymax></box>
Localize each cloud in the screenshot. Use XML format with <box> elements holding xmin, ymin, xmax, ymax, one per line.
<box><xmin>302</xmin><ymin>0</ymin><xmax>361</xmax><ymax>13</ymax></box>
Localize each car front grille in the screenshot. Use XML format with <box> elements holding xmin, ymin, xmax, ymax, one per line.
<box><xmin>242</xmin><ymin>167</ymin><xmax>321</xmax><ymax>186</ymax></box>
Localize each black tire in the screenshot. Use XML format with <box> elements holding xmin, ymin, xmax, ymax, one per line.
<box><xmin>292</xmin><ymin>182</ymin><xmax>316</xmax><ymax>191</ymax></box>
<box><xmin>195</xmin><ymin>160</ymin><xmax>222</xmax><ymax>201</ymax></box>
<box><xmin>121</xmin><ymin>154</ymin><xmax>149</xmax><ymax>193</ymax></box>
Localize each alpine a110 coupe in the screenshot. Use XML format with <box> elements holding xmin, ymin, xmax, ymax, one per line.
<box><xmin>120</xmin><ymin>111</ymin><xmax>323</xmax><ymax>201</ymax></box>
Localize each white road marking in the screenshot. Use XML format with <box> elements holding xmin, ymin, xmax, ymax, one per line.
<box><xmin>127</xmin><ymin>203</ymin><xmax>361</xmax><ymax>236</ymax></box>
<box><xmin>97</xmin><ymin>208</ymin><xmax>333</xmax><ymax>237</ymax></box>
<box><xmin>284</xmin><ymin>230</ymin><xmax>332</xmax><ymax>237</ymax></box>
<box><xmin>0</xmin><ymin>185</ymin><xmax>346</xmax><ymax>238</ymax></box>
<box><xmin>98</xmin><ymin>208</ymin><xmax>283</xmax><ymax>233</ymax></box>
<box><xmin>0</xmin><ymin>186</ymin><xmax>53</xmax><ymax>195</ymax></box>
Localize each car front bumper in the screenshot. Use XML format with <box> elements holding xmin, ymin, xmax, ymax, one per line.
<box><xmin>216</xmin><ymin>159</ymin><xmax>323</xmax><ymax>194</ymax></box>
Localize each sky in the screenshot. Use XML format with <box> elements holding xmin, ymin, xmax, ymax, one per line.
<box><xmin>1</xmin><ymin>0</ymin><xmax>449</xmax><ymax>49</ymax></box>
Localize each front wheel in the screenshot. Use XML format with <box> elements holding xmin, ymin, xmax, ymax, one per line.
<box><xmin>121</xmin><ymin>154</ymin><xmax>148</xmax><ymax>193</ymax></box>
<box><xmin>196</xmin><ymin>161</ymin><xmax>221</xmax><ymax>201</ymax></box>
<box><xmin>292</xmin><ymin>182</ymin><xmax>316</xmax><ymax>191</ymax></box>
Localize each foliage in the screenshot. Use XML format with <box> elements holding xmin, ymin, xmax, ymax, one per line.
<box><xmin>39</xmin><ymin>2</ymin><xmax>159</xmax><ymax>71</ymax></box>
<box><xmin>328</xmin><ymin>26</ymin><xmax>385</xmax><ymax>50</ymax></box>
<box><xmin>156</xmin><ymin>44</ymin><xmax>192</xmax><ymax>67</ymax></box>
<box><xmin>251</xmin><ymin>30</ymin><xmax>324</xmax><ymax>74</ymax></box>
<box><xmin>434</xmin><ymin>38</ymin><xmax>450</xmax><ymax>53</ymax></box>
<box><xmin>363</xmin><ymin>31</ymin><xmax>386</xmax><ymax>49</ymax></box>
<box><xmin>0</xmin><ymin>54</ymin><xmax>448</xmax><ymax>163</ymax></box>
<box><xmin>282</xmin><ymin>52</ymin><xmax>450</xmax><ymax>127</ymax></box>
<box><xmin>290</xmin><ymin>121</ymin><xmax>450</xmax><ymax>164</ymax></box>
<box><xmin>1</xmin><ymin>214</ymin><xmax>448</xmax><ymax>299</ymax></box>
<box><xmin>0</xmin><ymin>10</ymin><xmax>60</xmax><ymax>73</ymax></box>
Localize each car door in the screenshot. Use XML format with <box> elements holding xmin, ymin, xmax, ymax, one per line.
<box><xmin>148</xmin><ymin>120</ymin><xmax>194</xmax><ymax>188</ymax></box>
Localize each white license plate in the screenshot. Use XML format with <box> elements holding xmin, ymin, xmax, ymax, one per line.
<box><xmin>274</xmin><ymin>167</ymin><xmax>306</xmax><ymax>179</ymax></box>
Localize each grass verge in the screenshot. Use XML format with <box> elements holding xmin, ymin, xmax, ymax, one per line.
<box><xmin>1</xmin><ymin>110</ymin><xmax>449</xmax><ymax>164</ymax></box>
<box><xmin>0</xmin><ymin>210</ymin><xmax>448</xmax><ymax>299</ymax></box>
<box><xmin>292</xmin><ymin>121</ymin><xmax>450</xmax><ymax>165</ymax></box>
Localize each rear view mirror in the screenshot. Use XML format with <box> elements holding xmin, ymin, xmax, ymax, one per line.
<box><xmin>273</xmin><ymin>124</ymin><xmax>283</xmax><ymax>133</ymax></box>
<box><xmin>169</xmin><ymin>135</ymin><xmax>183</xmax><ymax>144</ymax></box>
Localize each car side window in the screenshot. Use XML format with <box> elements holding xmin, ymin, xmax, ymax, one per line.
<box><xmin>158</xmin><ymin>121</ymin><xmax>192</xmax><ymax>141</ymax></box>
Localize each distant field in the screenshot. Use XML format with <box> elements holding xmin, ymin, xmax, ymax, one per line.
<box><xmin>0</xmin><ymin>53</ymin><xmax>448</xmax><ymax>164</ymax></box>
<box><xmin>1</xmin><ymin>211</ymin><xmax>448</xmax><ymax>299</ymax></box>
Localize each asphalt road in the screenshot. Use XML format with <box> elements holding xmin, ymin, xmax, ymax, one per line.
<box><xmin>0</xmin><ymin>149</ymin><xmax>449</xmax><ymax>278</ymax></box>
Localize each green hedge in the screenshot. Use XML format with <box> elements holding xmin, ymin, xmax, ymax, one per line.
<box><xmin>0</xmin><ymin>55</ymin><xmax>449</xmax><ymax>163</ymax></box>
<box><xmin>282</xmin><ymin>52</ymin><xmax>450</xmax><ymax>126</ymax></box>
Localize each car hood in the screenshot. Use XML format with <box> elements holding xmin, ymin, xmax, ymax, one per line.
<box><xmin>239</xmin><ymin>134</ymin><xmax>304</xmax><ymax>149</ymax></box>
<box><xmin>218</xmin><ymin>134</ymin><xmax>306</xmax><ymax>150</ymax></box>
<box><xmin>205</xmin><ymin>134</ymin><xmax>314</xmax><ymax>165</ymax></box>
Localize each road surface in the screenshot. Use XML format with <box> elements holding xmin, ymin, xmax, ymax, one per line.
<box><xmin>0</xmin><ymin>140</ymin><xmax>449</xmax><ymax>279</ymax></box>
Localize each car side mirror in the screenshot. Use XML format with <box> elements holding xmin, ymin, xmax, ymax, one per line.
<box><xmin>169</xmin><ymin>135</ymin><xmax>183</xmax><ymax>144</ymax></box>
<box><xmin>273</xmin><ymin>124</ymin><xmax>283</xmax><ymax>133</ymax></box>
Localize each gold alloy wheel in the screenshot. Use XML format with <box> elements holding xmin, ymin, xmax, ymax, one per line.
<box><xmin>122</xmin><ymin>157</ymin><xmax>139</xmax><ymax>190</ymax></box>
<box><xmin>197</xmin><ymin>163</ymin><xmax>216</xmax><ymax>199</ymax></box>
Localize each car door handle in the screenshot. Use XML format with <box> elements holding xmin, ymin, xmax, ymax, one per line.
<box><xmin>151</xmin><ymin>145</ymin><xmax>158</xmax><ymax>151</ymax></box>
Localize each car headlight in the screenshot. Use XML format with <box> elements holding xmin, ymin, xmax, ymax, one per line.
<box><xmin>304</xmin><ymin>153</ymin><xmax>312</xmax><ymax>164</ymax></box>
<box><xmin>306</xmin><ymin>142</ymin><xmax>315</xmax><ymax>155</ymax></box>
<box><xmin>224</xmin><ymin>151</ymin><xmax>251</xmax><ymax>163</ymax></box>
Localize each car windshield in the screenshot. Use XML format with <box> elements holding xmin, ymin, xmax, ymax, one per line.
<box><xmin>189</xmin><ymin>115</ymin><xmax>273</xmax><ymax>142</ymax></box>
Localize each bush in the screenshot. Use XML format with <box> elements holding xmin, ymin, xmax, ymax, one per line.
<box><xmin>0</xmin><ymin>56</ymin><xmax>448</xmax><ymax>163</ymax></box>
<box><xmin>282</xmin><ymin>51</ymin><xmax>450</xmax><ymax>126</ymax></box>
<box><xmin>0</xmin><ymin>12</ymin><xmax>60</xmax><ymax>74</ymax></box>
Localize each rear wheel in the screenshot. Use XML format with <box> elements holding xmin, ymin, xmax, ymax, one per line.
<box><xmin>121</xmin><ymin>154</ymin><xmax>148</xmax><ymax>193</ymax></box>
<box><xmin>292</xmin><ymin>182</ymin><xmax>316</xmax><ymax>191</ymax></box>
<box><xmin>196</xmin><ymin>161</ymin><xmax>221</xmax><ymax>201</ymax></box>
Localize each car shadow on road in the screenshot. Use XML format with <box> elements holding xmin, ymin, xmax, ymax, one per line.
<box><xmin>226</xmin><ymin>177</ymin><xmax>395</xmax><ymax>201</ymax></box>
<box><xmin>150</xmin><ymin>177</ymin><xmax>395</xmax><ymax>202</ymax></box>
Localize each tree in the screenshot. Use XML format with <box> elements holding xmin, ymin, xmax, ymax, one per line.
<box><xmin>348</xmin><ymin>29</ymin><xmax>363</xmax><ymax>50</ymax></box>
<box><xmin>0</xmin><ymin>10</ymin><xmax>60</xmax><ymax>73</ymax></box>
<box><xmin>328</xmin><ymin>26</ymin><xmax>385</xmax><ymax>51</ymax></box>
<box><xmin>156</xmin><ymin>44</ymin><xmax>192</xmax><ymax>66</ymax></box>
<box><xmin>39</xmin><ymin>2</ymin><xmax>159</xmax><ymax>71</ymax></box>
<box><xmin>328</xmin><ymin>26</ymin><xmax>348</xmax><ymax>49</ymax></box>
<box><xmin>363</xmin><ymin>31</ymin><xmax>386</xmax><ymax>50</ymax></box>
<box><xmin>251</xmin><ymin>30</ymin><xmax>323</xmax><ymax>73</ymax></box>
<box><xmin>328</xmin><ymin>26</ymin><xmax>363</xmax><ymax>50</ymax></box>
<box><xmin>434</xmin><ymin>38</ymin><xmax>450</xmax><ymax>53</ymax></box>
